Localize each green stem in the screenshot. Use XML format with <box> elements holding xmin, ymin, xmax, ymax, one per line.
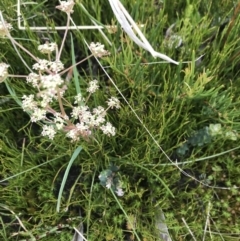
<box><xmin>110</xmin><ymin>189</ymin><xmax>141</xmax><ymax>241</ymax></box>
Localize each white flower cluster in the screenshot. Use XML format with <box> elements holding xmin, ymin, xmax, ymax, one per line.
<box><xmin>49</xmin><ymin>90</ymin><xmax>119</xmax><ymax>141</ymax></box>
<box><xmin>38</xmin><ymin>42</ymin><xmax>57</xmax><ymax>54</ymax></box>
<box><xmin>0</xmin><ymin>62</ymin><xmax>9</xmax><ymax>83</ymax></box>
<box><xmin>22</xmin><ymin>43</ymin><xmax>120</xmax><ymax>141</ymax></box>
<box><xmin>22</xmin><ymin>45</ymin><xmax>68</xmax><ymax>133</ymax></box>
<box><xmin>32</xmin><ymin>59</ymin><xmax>64</xmax><ymax>72</ymax></box>
<box><xmin>107</xmin><ymin>97</ymin><xmax>121</xmax><ymax>109</ymax></box>
<box><xmin>86</xmin><ymin>79</ymin><xmax>99</xmax><ymax>93</ymax></box>
<box><xmin>65</xmin><ymin>80</ymin><xmax>120</xmax><ymax>141</ymax></box>
<box><xmin>56</xmin><ymin>0</ymin><xmax>75</xmax><ymax>14</ymax></box>
<box><xmin>89</xmin><ymin>42</ymin><xmax>110</xmax><ymax>57</ymax></box>
<box><xmin>25</xmin><ymin>57</ymin><xmax>65</xmax><ymax>104</ymax></box>
<box><xmin>0</xmin><ymin>21</ymin><xmax>12</xmax><ymax>37</ymax></box>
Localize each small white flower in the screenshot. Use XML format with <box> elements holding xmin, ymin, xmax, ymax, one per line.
<box><xmin>71</xmin><ymin>105</ymin><xmax>89</xmax><ymax>119</ymax></box>
<box><xmin>54</xmin><ymin>113</ymin><xmax>65</xmax><ymax>130</ymax></box>
<box><xmin>38</xmin><ymin>42</ymin><xmax>57</xmax><ymax>54</ymax></box>
<box><xmin>0</xmin><ymin>21</ymin><xmax>12</xmax><ymax>37</ymax></box>
<box><xmin>91</xmin><ymin>107</ymin><xmax>106</xmax><ymax>126</ymax></box>
<box><xmin>67</xmin><ymin>127</ymin><xmax>90</xmax><ymax>141</ymax></box>
<box><xmin>59</xmin><ymin>85</ymin><xmax>68</xmax><ymax>97</ymax></box>
<box><xmin>22</xmin><ymin>94</ymin><xmax>37</xmax><ymax>111</ymax></box>
<box><xmin>33</xmin><ymin>59</ymin><xmax>49</xmax><ymax>71</ymax></box>
<box><xmin>87</xmin><ymin>79</ymin><xmax>99</xmax><ymax>93</ymax></box>
<box><xmin>71</xmin><ymin>106</ymin><xmax>81</xmax><ymax>119</ymax></box>
<box><xmin>87</xmin><ymin>115</ymin><xmax>96</xmax><ymax>126</ymax></box>
<box><xmin>74</xmin><ymin>93</ymin><xmax>85</xmax><ymax>104</ymax></box>
<box><xmin>66</xmin><ymin>128</ymin><xmax>79</xmax><ymax>141</ymax></box>
<box><xmin>41</xmin><ymin>125</ymin><xmax>56</xmax><ymax>140</ymax></box>
<box><xmin>0</xmin><ymin>63</ymin><xmax>9</xmax><ymax>83</ymax></box>
<box><xmin>49</xmin><ymin>60</ymin><xmax>64</xmax><ymax>72</ymax></box>
<box><xmin>38</xmin><ymin>90</ymin><xmax>56</xmax><ymax>103</ymax></box>
<box><xmin>26</xmin><ymin>73</ymin><xmax>40</xmax><ymax>87</ymax></box>
<box><xmin>80</xmin><ymin>111</ymin><xmax>93</xmax><ymax>124</ymax></box>
<box><xmin>31</xmin><ymin>108</ymin><xmax>47</xmax><ymax>122</ymax></box>
<box><xmin>77</xmin><ymin>105</ymin><xmax>89</xmax><ymax>116</ymax></box>
<box><xmin>89</xmin><ymin>42</ymin><xmax>110</xmax><ymax>57</ymax></box>
<box><xmin>92</xmin><ymin>114</ymin><xmax>105</xmax><ymax>126</ymax></box>
<box><xmin>107</xmin><ymin>97</ymin><xmax>120</xmax><ymax>109</ymax></box>
<box><xmin>32</xmin><ymin>60</ymin><xmax>64</xmax><ymax>73</ymax></box>
<box><xmin>65</xmin><ymin>122</ymin><xmax>91</xmax><ymax>141</ymax></box>
<box><xmin>40</xmin><ymin>74</ymin><xmax>63</xmax><ymax>89</ymax></box>
<box><xmin>106</xmin><ymin>25</ymin><xmax>118</xmax><ymax>34</ymax></box>
<box><xmin>76</xmin><ymin>122</ymin><xmax>89</xmax><ymax>132</ymax></box>
<box><xmin>100</xmin><ymin>122</ymin><xmax>116</xmax><ymax>136</ymax></box>
<box><xmin>93</xmin><ymin>106</ymin><xmax>105</xmax><ymax>116</ymax></box>
<box><xmin>56</xmin><ymin>0</ymin><xmax>75</xmax><ymax>14</ymax></box>
<box><xmin>39</xmin><ymin>95</ymin><xmax>53</xmax><ymax>108</ymax></box>
<box><xmin>44</xmin><ymin>89</ymin><xmax>58</xmax><ymax>99</ymax></box>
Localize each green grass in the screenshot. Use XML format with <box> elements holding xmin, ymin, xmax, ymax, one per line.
<box><xmin>1</xmin><ymin>0</ymin><xmax>240</xmax><ymax>240</ymax></box>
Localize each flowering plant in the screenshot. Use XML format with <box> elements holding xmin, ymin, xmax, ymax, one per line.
<box><xmin>1</xmin><ymin>40</ymin><xmax>118</xmax><ymax>141</ymax></box>
<box><xmin>0</xmin><ymin>1</ymin><xmax>119</xmax><ymax>142</ymax></box>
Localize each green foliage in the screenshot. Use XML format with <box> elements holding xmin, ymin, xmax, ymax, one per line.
<box><xmin>1</xmin><ymin>0</ymin><xmax>240</xmax><ymax>240</ymax></box>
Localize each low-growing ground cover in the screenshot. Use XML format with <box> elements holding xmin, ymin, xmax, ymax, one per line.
<box><xmin>0</xmin><ymin>0</ymin><xmax>240</xmax><ymax>240</ymax></box>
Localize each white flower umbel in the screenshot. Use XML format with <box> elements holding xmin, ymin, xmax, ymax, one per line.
<box><xmin>49</xmin><ymin>60</ymin><xmax>64</xmax><ymax>72</ymax></box>
<box><xmin>93</xmin><ymin>106</ymin><xmax>106</xmax><ymax>116</ymax></box>
<box><xmin>0</xmin><ymin>62</ymin><xmax>9</xmax><ymax>83</ymax></box>
<box><xmin>56</xmin><ymin>0</ymin><xmax>75</xmax><ymax>14</ymax></box>
<box><xmin>41</xmin><ymin>125</ymin><xmax>56</xmax><ymax>140</ymax></box>
<box><xmin>107</xmin><ymin>96</ymin><xmax>121</xmax><ymax>109</ymax></box>
<box><xmin>40</xmin><ymin>74</ymin><xmax>63</xmax><ymax>89</ymax></box>
<box><xmin>33</xmin><ymin>59</ymin><xmax>64</xmax><ymax>73</ymax></box>
<box><xmin>31</xmin><ymin>108</ymin><xmax>47</xmax><ymax>122</ymax></box>
<box><xmin>92</xmin><ymin>107</ymin><xmax>106</xmax><ymax>126</ymax></box>
<box><xmin>40</xmin><ymin>96</ymin><xmax>53</xmax><ymax>108</ymax></box>
<box><xmin>0</xmin><ymin>21</ymin><xmax>12</xmax><ymax>37</ymax></box>
<box><xmin>93</xmin><ymin>114</ymin><xmax>106</xmax><ymax>126</ymax></box>
<box><xmin>100</xmin><ymin>122</ymin><xmax>116</xmax><ymax>136</ymax></box>
<box><xmin>108</xmin><ymin>0</ymin><xmax>179</xmax><ymax>65</ymax></box>
<box><xmin>22</xmin><ymin>94</ymin><xmax>38</xmax><ymax>111</ymax></box>
<box><xmin>53</xmin><ymin>113</ymin><xmax>66</xmax><ymax>130</ymax></box>
<box><xmin>26</xmin><ymin>73</ymin><xmax>40</xmax><ymax>87</ymax></box>
<box><xmin>65</xmin><ymin>128</ymin><xmax>78</xmax><ymax>141</ymax></box>
<box><xmin>86</xmin><ymin>79</ymin><xmax>99</xmax><ymax>93</ymax></box>
<box><xmin>74</xmin><ymin>93</ymin><xmax>85</xmax><ymax>104</ymax></box>
<box><xmin>33</xmin><ymin>59</ymin><xmax>50</xmax><ymax>72</ymax></box>
<box><xmin>89</xmin><ymin>42</ymin><xmax>110</xmax><ymax>57</ymax></box>
<box><xmin>65</xmin><ymin>122</ymin><xmax>92</xmax><ymax>142</ymax></box>
<box><xmin>38</xmin><ymin>42</ymin><xmax>57</xmax><ymax>54</ymax></box>
<box><xmin>71</xmin><ymin>105</ymin><xmax>88</xmax><ymax>119</ymax></box>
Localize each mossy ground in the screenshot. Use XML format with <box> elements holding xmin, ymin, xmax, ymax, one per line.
<box><xmin>1</xmin><ymin>0</ymin><xmax>240</xmax><ymax>240</ymax></box>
